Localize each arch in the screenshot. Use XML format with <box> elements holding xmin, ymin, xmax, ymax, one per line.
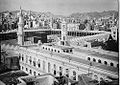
<box><xmin>93</xmin><ymin>58</ymin><xmax>96</xmax><ymax>62</ymax></box>
<box><xmin>26</xmin><ymin>68</ymin><xmax>28</xmax><ymax>71</ymax></box>
<box><xmin>87</xmin><ymin>57</ymin><xmax>90</xmax><ymax>61</ymax></box>
<box><xmin>104</xmin><ymin>61</ymin><xmax>107</xmax><ymax>65</ymax></box>
<box><xmin>48</xmin><ymin>62</ymin><xmax>51</xmax><ymax>72</ymax></box>
<box><xmin>98</xmin><ymin>59</ymin><xmax>101</xmax><ymax>63</ymax></box>
<box><xmin>117</xmin><ymin>64</ymin><xmax>119</xmax><ymax>68</ymax></box>
<box><xmin>34</xmin><ymin>71</ymin><xmax>36</xmax><ymax>76</ymax></box>
<box><xmin>33</xmin><ymin>61</ymin><xmax>36</xmax><ymax>67</ymax></box>
<box><xmin>30</xmin><ymin>69</ymin><xmax>32</xmax><ymax>74</ymax></box>
<box><xmin>110</xmin><ymin>62</ymin><xmax>114</xmax><ymax>66</ymax></box>
<box><xmin>73</xmin><ymin>71</ymin><xmax>76</xmax><ymax>80</ymax></box>
<box><xmin>43</xmin><ymin>61</ymin><xmax>45</xmax><ymax>71</ymax></box>
<box><xmin>94</xmin><ymin>75</ymin><xmax>98</xmax><ymax>80</ymax></box>
<box><xmin>38</xmin><ymin>59</ymin><xmax>41</xmax><ymax>68</ymax></box>
<box><xmin>22</xmin><ymin>56</ymin><xmax>24</xmax><ymax>61</ymax></box>
<box><xmin>66</xmin><ymin>69</ymin><xmax>69</xmax><ymax>77</ymax></box>
<box><xmin>59</xmin><ymin>66</ymin><xmax>62</xmax><ymax>76</ymax></box>
<box><xmin>22</xmin><ymin>66</ymin><xmax>24</xmax><ymax>70</ymax></box>
<box><xmin>54</xmin><ymin>64</ymin><xmax>56</xmax><ymax>75</ymax></box>
<box><xmin>29</xmin><ymin>56</ymin><xmax>32</xmax><ymax>64</ymax></box>
<box><xmin>38</xmin><ymin>73</ymin><xmax>40</xmax><ymax>76</ymax></box>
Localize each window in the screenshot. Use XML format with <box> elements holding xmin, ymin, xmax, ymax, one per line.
<box><xmin>70</xmin><ymin>49</ymin><xmax>72</xmax><ymax>52</ymax></box>
<box><xmin>29</xmin><ymin>56</ymin><xmax>32</xmax><ymax>65</ymax></box>
<box><xmin>53</xmin><ymin>64</ymin><xmax>56</xmax><ymax>75</ymax></box>
<box><xmin>34</xmin><ymin>71</ymin><xmax>36</xmax><ymax>76</ymax></box>
<box><xmin>48</xmin><ymin>63</ymin><xmax>51</xmax><ymax>72</ymax></box>
<box><xmin>38</xmin><ymin>59</ymin><xmax>40</xmax><ymax>68</ymax></box>
<box><xmin>110</xmin><ymin>63</ymin><xmax>114</xmax><ymax>66</ymax></box>
<box><xmin>26</xmin><ymin>68</ymin><xmax>28</xmax><ymax>71</ymax></box>
<box><xmin>63</xmin><ymin>36</ymin><xmax>65</xmax><ymax>40</ymax></box>
<box><xmin>58</xmin><ymin>51</ymin><xmax>60</xmax><ymax>53</ymax></box>
<box><xmin>98</xmin><ymin>59</ymin><xmax>101</xmax><ymax>63</ymax></box>
<box><xmin>59</xmin><ymin>67</ymin><xmax>62</xmax><ymax>71</ymax></box>
<box><xmin>38</xmin><ymin>73</ymin><xmax>40</xmax><ymax>76</ymax></box>
<box><xmin>104</xmin><ymin>61</ymin><xmax>107</xmax><ymax>65</ymax></box>
<box><xmin>117</xmin><ymin>64</ymin><xmax>119</xmax><ymax>68</ymax></box>
<box><xmin>30</xmin><ymin>70</ymin><xmax>32</xmax><ymax>74</ymax></box>
<box><xmin>22</xmin><ymin>66</ymin><xmax>24</xmax><ymax>70</ymax></box>
<box><xmin>73</xmin><ymin>71</ymin><xmax>76</xmax><ymax>80</ymax></box>
<box><xmin>51</xmin><ymin>49</ymin><xmax>53</xmax><ymax>52</ymax></box>
<box><xmin>33</xmin><ymin>61</ymin><xmax>36</xmax><ymax>67</ymax></box>
<box><xmin>66</xmin><ymin>50</ymin><xmax>69</xmax><ymax>53</ymax></box>
<box><xmin>43</xmin><ymin>47</ymin><xmax>44</xmax><ymax>49</ymax></box>
<box><xmin>93</xmin><ymin>58</ymin><xmax>96</xmax><ymax>62</ymax></box>
<box><xmin>66</xmin><ymin>69</ymin><xmax>69</xmax><ymax>77</ymax></box>
<box><xmin>22</xmin><ymin>57</ymin><xmax>24</xmax><ymax>61</ymax></box>
<box><xmin>87</xmin><ymin>57</ymin><xmax>90</xmax><ymax>61</ymax></box>
<box><xmin>54</xmin><ymin>50</ymin><xmax>56</xmax><ymax>52</ymax></box>
<box><xmin>19</xmin><ymin>53</ymin><xmax>21</xmax><ymax>60</ymax></box>
<box><xmin>43</xmin><ymin>61</ymin><xmax>45</xmax><ymax>71</ymax></box>
<box><xmin>26</xmin><ymin>55</ymin><xmax>28</xmax><ymax>63</ymax></box>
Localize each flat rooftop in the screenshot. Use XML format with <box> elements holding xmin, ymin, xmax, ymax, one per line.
<box><xmin>74</xmin><ymin>48</ymin><xmax>118</xmax><ymax>61</ymax></box>
<box><xmin>1</xmin><ymin>39</ymin><xmax>118</xmax><ymax>74</ymax></box>
<box><xmin>0</xmin><ymin>70</ymin><xmax>28</xmax><ymax>84</ymax></box>
<box><xmin>30</xmin><ymin>46</ymin><xmax>118</xmax><ymax>73</ymax></box>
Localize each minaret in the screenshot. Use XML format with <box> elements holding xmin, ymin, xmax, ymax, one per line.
<box><xmin>17</xmin><ymin>6</ymin><xmax>24</xmax><ymax>46</ymax></box>
<box><xmin>61</xmin><ymin>19</ymin><xmax>67</xmax><ymax>41</ymax></box>
<box><xmin>60</xmin><ymin>19</ymin><xmax>70</xmax><ymax>46</ymax></box>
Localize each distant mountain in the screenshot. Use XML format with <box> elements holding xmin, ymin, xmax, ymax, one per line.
<box><xmin>69</xmin><ymin>10</ymin><xmax>118</xmax><ymax>19</ymax></box>
<box><xmin>0</xmin><ymin>10</ymin><xmax>118</xmax><ymax>20</ymax></box>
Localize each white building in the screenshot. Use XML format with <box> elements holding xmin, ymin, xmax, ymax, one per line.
<box><xmin>1</xmin><ymin>8</ymin><xmax>118</xmax><ymax>84</ymax></box>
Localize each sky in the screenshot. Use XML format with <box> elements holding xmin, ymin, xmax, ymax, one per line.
<box><xmin>0</xmin><ymin>0</ymin><xmax>118</xmax><ymax>16</ymax></box>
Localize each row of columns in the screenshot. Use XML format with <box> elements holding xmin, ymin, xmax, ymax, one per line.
<box><xmin>50</xmin><ymin>30</ymin><xmax>97</xmax><ymax>37</ymax></box>
<box><xmin>19</xmin><ymin>52</ymin><xmax>79</xmax><ymax>81</ymax></box>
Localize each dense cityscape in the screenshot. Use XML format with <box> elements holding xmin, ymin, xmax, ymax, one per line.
<box><xmin>0</xmin><ymin>0</ymin><xmax>119</xmax><ymax>85</ymax></box>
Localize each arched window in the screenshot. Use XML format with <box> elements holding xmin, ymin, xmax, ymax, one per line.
<box><xmin>93</xmin><ymin>58</ymin><xmax>96</xmax><ymax>62</ymax></box>
<box><xmin>87</xmin><ymin>57</ymin><xmax>90</xmax><ymax>61</ymax></box>
<box><xmin>29</xmin><ymin>56</ymin><xmax>32</xmax><ymax>65</ymax></box>
<box><xmin>33</xmin><ymin>61</ymin><xmax>36</xmax><ymax>67</ymax></box>
<box><xmin>30</xmin><ymin>70</ymin><xmax>32</xmax><ymax>74</ymax></box>
<box><xmin>104</xmin><ymin>61</ymin><xmax>107</xmax><ymax>65</ymax></box>
<box><xmin>19</xmin><ymin>53</ymin><xmax>21</xmax><ymax>60</ymax></box>
<box><xmin>110</xmin><ymin>63</ymin><xmax>114</xmax><ymax>66</ymax></box>
<box><xmin>22</xmin><ymin>57</ymin><xmax>24</xmax><ymax>61</ymax></box>
<box><xmin>43</xmin><ymin>61</ymin><xmax>45</xmax><ymax>71</ymax></box>
<box><xmin>59</xmin><ymin>66</ymin><xmax>62</xmax><ymax>77</ymax></box>
<box><xmin>54</xmin><ymin>64</ymin><xmax>56</xmax><ymax>70</ymax></box>
<box><xmin>26</xmin><ymin>55</ymin><xmax>28</xmax><ymax>63</ymax></box>
<box><xmin>98</xmin><ymin>59</ymin><xmax>101</xmax><ymax>63</ymax></box>
<box><xmin>54</xmin><ymin>64</ymin><xmax>56</xmax><ymax>75</ymax></box>
<box><xmin>48</xmin><ymin>62</ymin><xmax>51</xmax><ymax>72</ymax></box>
<box><xmin>94</xmin><ymin>75</ymin><xmax>98</xmax><ymax>80</ymax></box>
<box><xmin>66</xmin><ymin>69</ymin><xmax>69</xmax><ymax>77</ymax></box>
<box><xmin>22</xmin><ymin>66</ymin><xmax>24</xmax><ymax>70</ymax></box>
<box><xmin>117</xmin><ymin>64</ymin><xmax>119</xmax><ymax>68</ymax></box>
<box><xmin>73</xmin><ymin>71</ymin><xmax>76</xmax><ymax>80</ymax></box>
<box><xmin>34</xmin><ymin>71</ymin><xmax>36</xmax><ymax>76</ymax></box>
<box><xmin>26</xmin><ymin>68</ymin><xmax>28</xmax><ymax>71</ymax></box>
<box><xmin>38</xmin><ymin>73</ymin><xmax>40</xmax><ymax>76</ymax></box>
<box><xmin>38</xmin><ymin>59</ymin><xmax>41</xmax><ymax>68</ymax></box>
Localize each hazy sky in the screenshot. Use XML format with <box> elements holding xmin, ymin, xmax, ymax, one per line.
<box><xmin>0</xmin><ymin>0</ymin><xmax>118</xmax><ymax>16</ymax></box>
